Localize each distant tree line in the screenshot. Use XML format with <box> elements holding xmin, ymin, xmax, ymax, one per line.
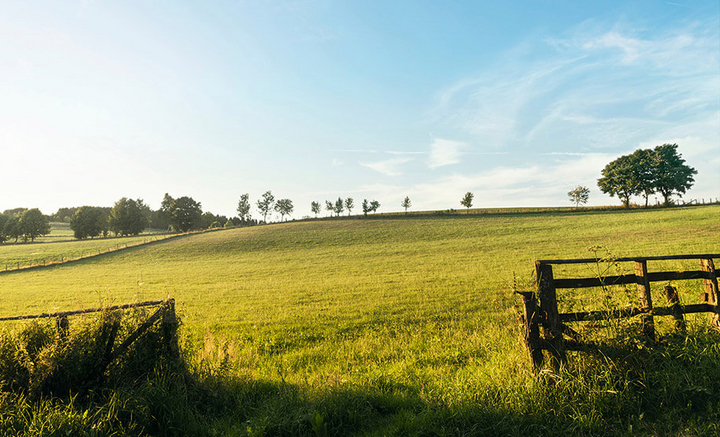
<box><xmin>0</xmin><ymin>208</ymin><xmax>51</xmax><ymax>243</ymax></box>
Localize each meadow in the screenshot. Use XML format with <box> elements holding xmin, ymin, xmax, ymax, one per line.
<box><xmin>0</xmin><ymin>205</ymin><xmax>718</xmax><ymax>435</ymax></box>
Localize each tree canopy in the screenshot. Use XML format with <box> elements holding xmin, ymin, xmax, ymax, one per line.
<box><xmin>567</xmin><ymin>186</ymin><xmax>590</xmax><ymax>208</ymax></box>
<box><xmin>70</xmin><ymin>206</ymin><xmax>107</xmax><ymax>239</ymax></box>
<box><xmin>597</xmin><ymin>144</ymin><xmax>696</xmax><ymax>207</ymax></box>
<box><xmin>164</xmin><ymin>196</ymin><xmax>203</xmax><ymax>232</ymax></box>
<box><xmin>109</xmin><ymin>198</ymin><xmax>148</xmax><ymax>236</ymax></box>
<box><xmin>460</xmin><ymin>192</ymin><xmax>474</xmax><ymax>213</ymax></box>
<box><xmin>257</xmin><ymin>191</ymin><xmax>275</xmax><ymax>223</ymax></box>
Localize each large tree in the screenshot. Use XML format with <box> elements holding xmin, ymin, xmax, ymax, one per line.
<box><xmin>18</xmin><ymin>208</ymin><xmax>51</xmax><ymax>242</ymax></box>
<box><xmin>109</xmin><ymin>198</ymin><xmax>148</xmax><ymax>236</ymax></box>
<box><xmin>0</xmin><ymin>214</ymin><xmax>8</xmax><ymax>243</ymax></box>
<box><xmin>597</xmin><ymin>153</ymin><xmax>640</xmax><ymax>208</ymax></box>
<box><xmin>166</xmin><ymin>196</ymin><xmax>203</xmax><ymax>232</ymax></box>
<box><xmin>70</xmin><ymin>206</ymin><xmax>107</xmax><ymax>239</ymax></box>
<box><xmin>652</xmin><ymin>143</ymin><xmax>697</xmax><ymax>206</ymax></box>
<box><xmin>370</xmin><ymin>200</ymin><xmax>380</xmax><ymax>214</ymax></box>
<box><xmin>274</xmin><ymin>198</ymin><xmax>294</xmax><ymax>221</ymax></box>
<box><xmin>257</xmin><ymin>191</ymin><xmax>275</xmax><ymax>223</ymax></box>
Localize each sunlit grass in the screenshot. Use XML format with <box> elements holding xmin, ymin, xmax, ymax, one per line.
<box><xmin>0</xmin><ymin>205</ymin><xmax>718</xmax><ymax>435</ymax></box>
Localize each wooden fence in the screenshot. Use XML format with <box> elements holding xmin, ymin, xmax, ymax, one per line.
<box><xmin>517</xmin><ymin>254</ymin><xmax>720</xmax><ymax>369</ymax></box>
<box><xmin>0</xmin><ymin>299</ymin><xmax>179</xmax><ymax>382</ymax></box>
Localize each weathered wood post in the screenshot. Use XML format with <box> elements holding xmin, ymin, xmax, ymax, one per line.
<box><xmin>700</xmin><ymin>258</ymin><xmax>719</xmax><ymax>330</ymax></box>
<box><xmin>535</xmin><ymin>261</ymin><xmax>566</xmax><ymax>367</ymax></box>
<box><xmin>162</xmin><ymin>299</ymin><xmax>180</xmax><ymax>359</ymax></box>
<box><xmin>635</xmin><ymin>260</ymin><xmax>655</xmax><ymax>339</ymax></box>
<box><xmin>664</xmin><ymin>285</ymin><xmax>685</xmax><ymax>335</ymax></box>
<box><xmin>517</xmin><ymin>290</ymin><xmax>543</xmax><ymax>369</ymax></box>
<box><xmin>56</xmin><ymin>315</ymin><xmax>69</xmax><ymax>342</ymax></box>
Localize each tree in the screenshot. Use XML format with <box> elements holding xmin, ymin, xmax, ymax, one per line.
<box><xmin>18</xmin><ymin>208</ymin><xmax>51</xmax><ymax>242</ymax></box>
<box><xmin>652</xmin><ymin>143</ymin><xmax>697</xmax><ymax>206</ymax></box>
<box><xmin>166</xmin><ymin>196</ymin><xmax>203</xmax><ymax>232</ymax></box>
<box><xmin>460</xmin><ymin>192</ymin><xmax>474</xmax><ymax>213</ymax></box>
<box><xmin>362</xmin><ymin>199</ymin><xmax>370</xmax><ymax>216</ymax></box>
<box><xmin>334</xmin><ymin>197</ymin><xmax>344</xmax><ymax>217</ymax></box>
<box><xmin>109</xmin><ymin>198</ymin><xmax>148</xmax><ymax>236</ymax></box>
<box><xmin>344</xmin><ymin>198</ymin><xmax>354</xmax><ymax>216</ymax></box>
<box><xmin>325</xmin><ymin>200</ymin><xmax>334</xmax><ymax>217</ymax></box>
<box><xmin>257</xmin><ymin>191</ymin><xmax>275</xmax><ymax>223</ymax></box>
<box><xmin>0</xmin><ymin>214</ymin><xmax>8</xmax><ymax>243</ymax></box>
<box><xmin>401</xmin><ymin>196</ymin><xmax>412</xmax><ymax>214</ymax></box>
<box><xmin>70</xmin><ymin>206</ymin><xmax>107</xmax><ymax>239</ymax></box>
<box><xmin>3</xmin><ymin>215</ymin><xmax>21</xmax><ymax>243</ymax></box>
<box><xmin>275</xmin><ymin>198</ymin><xmax>294</xmax><ymax>221</ymax></box>
<box><xmin>567</xmin><ymin>186</ymin><xmax>590</xmax><ymax>208</ymax></box>
<box><xmin>310</xmin><ymin>201</ymin><xmax>321</xmax><ymax>217</ymax></box>
<box><xmin>370</xmin><ymin>200</ymin><xmax>380</xmax><ymax>214</ymax></box>
<box><xmin>237</xmin><ymin>193</ymin><xmax>252</xmax><ymax>221</ymax></box>
<box><xmin>597</xmin><ymin>154</ymin><xmax>640</xmax><ymax>208</ymax></box>
<box><xmin>630</xmin><ymin>148</ymin><xmax>656</xmax><ymax>207</ymax></box>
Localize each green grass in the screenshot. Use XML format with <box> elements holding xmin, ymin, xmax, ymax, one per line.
<box><xmin>0</xmin><ymin>205</ymin><xmax>718</xmax><ymax>435</ymax></box>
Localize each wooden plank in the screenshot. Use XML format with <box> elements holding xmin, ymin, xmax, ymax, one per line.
<box><xmin>536</xmin><ymin>262</ymin><xmax>566</xmax><ymax>366</ymax></box>
<box><xmin>635</xmin><ymin>260</ymin><xmax>655</xmax><ymax>339</ymax></box>
<box><xmin>553</xmin><ymin>270</ymin><xmax>714</xmax><ymax>289</ymax></box>
<box><xmin>560</xmin><ymin>304</ymin><xmax>718</xmax><ymax>322</ymax></box>
<box><xmin>537</xmin><ymin>253</ymin><xmax>720</xmax><ymax>265</ymax></box>
<box><xmin>0</xmin><ymin>300</ymin><xmax>166</xmax><ymax>322</ymax></box>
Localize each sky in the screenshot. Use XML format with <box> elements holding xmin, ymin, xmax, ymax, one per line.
<box><xmin>1</xmin><ymin>0</ymin><xmax>718</xmax><ymax>219</ymax></box>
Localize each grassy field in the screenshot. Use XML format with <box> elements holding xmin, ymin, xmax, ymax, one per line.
<box><xmin>0</xmin><ymin>205</ymin><xmax>718</xmax><ymax>435</ymax></box>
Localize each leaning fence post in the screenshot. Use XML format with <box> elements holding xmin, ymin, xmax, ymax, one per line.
<box><xmin>535</xmin><ymin>261</ymin><xmax>565</xmax><ymax>367</ymax></box>
<box><xmin>161</xmin><ymin>299</ymin><xmax>180</xmax><ymax>359</ymax></box>
<box><xmin>517</xmin><ymin>290</ymin><xmax>543</xmax><ymax>369</ymax></box>
<box><xmin>635</xmin><ymin>260</ymin><xmax>655</xmax><ymax>339</ymax></box>
<box><xmin>700</xmin><ymin>258</ymin><xmax>719</xmax><ymax>330</ymax></box>
<box><xmin>56</xmin><ymin>315</ymin><xmax>69</xmax><ymax>341</ymax></box>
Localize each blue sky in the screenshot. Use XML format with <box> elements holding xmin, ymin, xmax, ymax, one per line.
<box><xmin>1</xmin><ymin>0</ymin><xmax>718</xmax><ymax>219</ymax></box>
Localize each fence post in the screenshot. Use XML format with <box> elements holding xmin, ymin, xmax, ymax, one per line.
<box><xmin>56</xmin><ymin>315</ymin><xmax>69</xmax><ymax>341</ymax></box>
<box><xmin>161</xmin><ymin>299</ymin><xmax>180</xmax><ymax>359</ymax></box>
<box><xmin>535</xmin><ymin>261</ymin><xmax>565</xmax><ymax>367</ymax></box>
<box><xmin>700</xmin><ymin>258</ymin><xmax>719</xmax><ymax>330</ymax></box>
<box><xmin>518</xmin><ymin>291</ymin><xmax>543</xmax><ymax>369</ymax></box>
<box><xmin>664</xmin><ymin>285</ymin><xmax>686</xmax><ymax>335</ymax></box>
<box><xmin>635</xmin><ymin>260</ymin><xmax>655</xmax><ymax>339</ymax></box>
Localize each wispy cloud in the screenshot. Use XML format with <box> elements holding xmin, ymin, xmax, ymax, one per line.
<box><xmin>427</xmin><ymin>138</ymin><xmax>465</xmax><ymax>168</ymax></box>
<box><xmin>359</xmin><ymin>157</ymin><xmax>414</xmax><ymax>176</ymax></box>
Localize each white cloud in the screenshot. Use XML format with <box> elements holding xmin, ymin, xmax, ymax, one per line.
<box><xmin>359</xmin><ymin>157</ymin><xmax>413</xmax><ymax>176</ymax></box>
<box><xmin>427</xmin><ymin>138</ymin><xmax>465</xmax><ymax>168</ymax></box>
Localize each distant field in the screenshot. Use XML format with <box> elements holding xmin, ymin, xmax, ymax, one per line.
<box><xmin>0</xmin><ymin>205</ymin><xmax>718</xmax><ymax>435</ymax></box>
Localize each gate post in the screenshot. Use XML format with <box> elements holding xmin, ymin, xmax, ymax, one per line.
<box><xmin>635</xmin><ymin>260</ymin><xmax>655</xmax><ymax>339</ymax></box>
<box><xmin>518</xmin><ymin>291</ymin><xmax>543</xmax><ymax>369</ymax></box>
<box><xmin>700</xmin><ymin>258</ymin><xmax>719</xmax><ymax>330</ymax></box>
<box><xmin>535</xmin><ymin>261</ymin><xmax>566</xmax><ymax>367</ymax></box>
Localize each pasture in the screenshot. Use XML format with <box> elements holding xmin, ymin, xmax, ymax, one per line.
<box><xmin>0</xmin><ymin>205</ymin><xmax>718</xmax><ymax>435</ymax></box>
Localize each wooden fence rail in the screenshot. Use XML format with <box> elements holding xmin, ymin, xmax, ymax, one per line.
<box><xmin>0</xmin><ymin>299</ymin><xmax>179</xmax><ymax>381</ymax></box>
<box><xmin>518</xmin><ymin>254</ymin><xmax>719</xmax><ymax>370</ymax></box>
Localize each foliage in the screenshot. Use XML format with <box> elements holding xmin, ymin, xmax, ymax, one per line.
<box><xmin>274</xmin><ymin>198</ymin><xmax>294</xmax><ymax>221</ymax></box>
<box><xmin>70</xmin><ymin>206</ymin><xmax>107</xmax><ymax>239</ymax></box>
<box><xmin>310</xmin><ymin>201</ymin><xmax>321</xmax><ymax>217</ymax></box>
<box><xmin>17</xmin><ymin>208</ymin><xmax>51</xmax><ymax>243</ymax></box>
<box><xmin>652</xmin><ymin>143</ymin><xmax>697</xmax><ymax>206</ymax></box>
<box><xmin>344</xmin><ymin>198</ymin><xmax>354</xmax><ymax>216</ymax></box>
<box><xmin>567</xmin><ymin>186</ymin><xmax>590</xmax><ymax>208</ymax></box>
<box><xmin>370</xmin><ymin>199</ymin><xmax>380</xmax><ymax>214</ymax></box>
<box><xmin>237</xmin><ymin>193</ymin><xmax>252</xmax><ymax>221</ymax></box>
<box><xmin>109</xmin><ymin>198</ymin><xmax>148</xmax><ymax>236</ymax></box>
<box><xmin>400</xmin><ymin>196</ymin><xmax>412</xmax><ymax>214</ymax></box>
<box><xmin>460</xmin><ymin>192</ymin><xmax>474</xmax><ymax>212</ymax></box>
<box><xmin>324</xmin><ymin>200</ymin><xmax>334</xmax><ymax>217</ymax></box>
<box><xmin>163</xmin><ymin>195</ymin><xmax>203</xmax><ymax>232</ymax></box>
<box><xmin>598</xmin><ymin>144</ymin><xmax>697</xmax><ymax>207</ymax></box>
<box><xmin>362</xmin><ymin>199</ymin><xmax>370</xmax><ymax>216</ymax></box>
<box><xmin>256</xmin><ymin>191</ymin><xmax>275</xmax><ymax>223</ymax></box>
<box><xmin>333</xmin><ymin>197</ymin><xmax>344</xmax><ymax>217</ymax></box>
